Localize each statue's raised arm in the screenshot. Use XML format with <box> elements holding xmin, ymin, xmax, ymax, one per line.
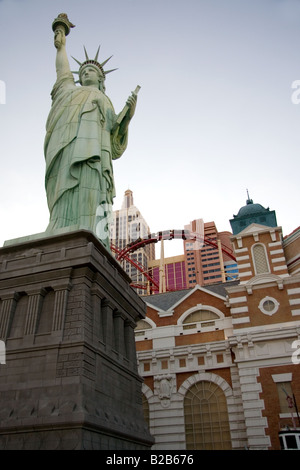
<box><xmin>52</xmin><ymin>13</ymin><xmax>75</xmax><ymax>78</ymax></box>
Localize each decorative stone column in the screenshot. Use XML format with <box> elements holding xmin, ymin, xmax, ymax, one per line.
<box><xmin>52</xmin><ymin>283</ymin><xmax>71</xmax><ymax>332</ymax></box>
<box><xmin>90</xmin><ymin>285</ymin><xmax>105</xmax><ymax>343</ymax></box>
<box><xmin>124</xmin><ymin>319</ymin><xmax>137</xmax><ymax>367</ymax></box>
<box><xmin>0</xmin><ymin>292</ymin><xmax>19</xmax><ymax>340</ymax></box>
<box><xmin>113</xmin><ymin>311</ymin><xmax>126</xmax><ymax>357</ymax></box>
<box><xmin>24</xmin><ymin>288</ymin><xmax>47</xmax><ymax>336</ymax></box>
<box><xmin>101</xmin><ymin>299</ymin><xmax>115</xmax><ymax>351</ymax></box>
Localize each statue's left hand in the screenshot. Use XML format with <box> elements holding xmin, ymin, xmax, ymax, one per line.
<box><xmin>126</xmin><ymin>93</ymin><xmax>137</xmax><ymax>120</ymax></box>
<box><xmin>113</xmin><ymin>88</ymin><xmax>139</xmax><ymax>136</ymax></box>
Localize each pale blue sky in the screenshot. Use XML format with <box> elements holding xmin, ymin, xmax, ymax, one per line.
<box><xmin>0</xmin><ymin>0</ymin><xmax>299</xmax><ymax>257</ymax></box>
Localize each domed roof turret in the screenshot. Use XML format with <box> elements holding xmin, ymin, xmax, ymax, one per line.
<box><xmin>229</xmin><ymin>192</ymin><xmax>277</xmax><ymax>235</ymax></box>
<box><xmin>236</xmin><ymin>198</ymin><xmax>269</xmax><ymax>218</ymax></box>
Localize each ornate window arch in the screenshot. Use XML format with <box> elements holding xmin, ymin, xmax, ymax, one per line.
<box><xmin>252</xmin><ymin>243</ymin><xmax>270</xmax><ymax>275</ymax></box>
<box><xmin>179</xmin><ymin>373</ymin><xmax>232</xmax><ymax>450</ymax></box>
<box><xmin>178</xmin><ymin>305</ymin><xmax>224</xmax><ymax>330</ymax></box>
<box><xmin>135</xmin><ymin>318</ymin><xmax>156</xmax><ymax>330</ymax></box>
<box><xmin>135</xmin><ymin>318</ymin><xmax>156</xmax><ymax>338</ymax></box>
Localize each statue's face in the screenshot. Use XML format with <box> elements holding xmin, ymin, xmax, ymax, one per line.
<box><xmin>81</xmin><ymin>66</ymin><xmax>100</xmax><ymax>88</ymax></box>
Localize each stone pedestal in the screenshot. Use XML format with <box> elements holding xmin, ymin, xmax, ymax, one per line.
<box><xmin>0</xmin><ymin>230</ymin><xmax>154</xmax><ymax>449</ymax></box>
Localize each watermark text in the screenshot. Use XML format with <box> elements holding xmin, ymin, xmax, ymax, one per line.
<box><xmin>0</xmin><ymin>340</ymin><xmax>6</xmax><ymax>364</ymax></box>
<box><xmin>291</xmin><ymin>80</ymin><xmax>300</xmax><ymax>104</ymax></box>
<box><xmin>0</xmin><ymin>80</ymin><xmax>6</xmax><ymax>104</ymax></box>
<box><xmin>292</xmin><ymin>339</ymin><xmax>300</xmax><ymax>364</ymax></box>
<box><xmin>97</xmin><ymin>203</ymin><xmax>204</xmax><ymax>251</ymax></box>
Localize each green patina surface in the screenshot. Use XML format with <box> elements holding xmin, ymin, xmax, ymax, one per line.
<box><xmin>43</xmin><ymin>14</ymin><xmax>139</xmax><ymax>251</ymax></box>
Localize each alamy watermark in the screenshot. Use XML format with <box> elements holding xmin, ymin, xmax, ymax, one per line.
<box><xmin>95</xmin><ymin>203</ymin><xmax>113</xmax><ymax>242</ymax></box>
<box><xmin>96</xmin><ymin>202</ymin><xmax>205</xmax><ymax>251</ymax></box>
<box><xmin>0</xmin><ymin>80</ymin><xmax>6</xmax><ymax>104</ymax></box>
<box><xmin>291</xmin><ymin>80</ymin><xmax>300</xmax><ymax>104</ymax></box>
<box><xmin>0</xmin><ymin>340</ymin><xmax>6</xmax><ymax>365</ymax></box>
<box><xmin>291</xmin><ymin>339</ymin><xmax>300</xmax><ymax>365</ymax></box>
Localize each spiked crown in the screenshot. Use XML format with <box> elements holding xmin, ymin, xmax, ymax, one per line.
<box><xmin>72</xmin><ymin>46</ymin><xmax>117</xmax><ymax>84</ymax></box>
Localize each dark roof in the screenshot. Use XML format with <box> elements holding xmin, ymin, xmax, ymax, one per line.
<box><xmin>144</xmin><ymin>289</ymin><xmax>191</xmax><ymax>311</ymax></box>
<box><xmin>143</xmin><ymin>281</ymin><xmax>240</xmax><ymax>311</ymax></box>
<box><xmin>203</xmin><ymin>280</ymin><xmax>239</xmax><ymax>297</ymax></box>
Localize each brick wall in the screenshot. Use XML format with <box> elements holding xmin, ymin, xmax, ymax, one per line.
<box><xmin>258</xmin><ymin>364</ymin><xmax>300</xmax><ymax>450</ymax></box>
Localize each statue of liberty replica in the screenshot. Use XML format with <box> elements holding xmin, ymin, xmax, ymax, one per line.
<box><xmin>45</xmin><ymin>14</ymin><xmax>139</xmax><ymax>251</ymax></box>
<box><xmin>0</xmin><ymin>13</ymin><xmax>152</xmax><ymax>450</ymax></box>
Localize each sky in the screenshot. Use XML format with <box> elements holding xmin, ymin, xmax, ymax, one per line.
<box><xmin>0</xmin><ymin>0</ymin><xmax>300</xmax><ymax>258</ymax></box>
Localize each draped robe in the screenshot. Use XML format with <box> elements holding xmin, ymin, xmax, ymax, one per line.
<box><xmin>44</xmin><ymin>72</ymin><xmax>128</xmax><ymax>250</ymax></box>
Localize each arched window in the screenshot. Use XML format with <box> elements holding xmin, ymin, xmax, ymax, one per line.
<box><xmin>135</xmin><ymin>319</ymin><xmax>154</xmax><ymax>337</ymax></box>
<box><xmin>252</xmin><ymin>243</ymin><xmax>270</xmax><ymax>275</ymax></box>
<box><xmin>184</xmin><ymin>381</ymin><xmax>232</xmax><ymax>450</ymax></box>
<box><xmin>136</xmin><ymin>319</ymin><xmax>152</xmax><ymax>330</ymax></box>
<box><xmin>182</xmin><ymin>309</ymin><xmax>220</xmax><ymax>330</ymax></box>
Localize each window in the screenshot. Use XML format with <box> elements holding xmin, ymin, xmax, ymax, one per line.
<box><xmin>252</xmin><ymin>244</ymin><xmax>270</xmax><ymax>274</ymax></box>
<box><xmin>276</xmin><ymin>381</ymin><xmax>294</xmax><ymax>414</ymax></box>
<box><xmin>135</xmin><ymin>319</ymin><xmax>152</xmax><ymax>337</ymax></box>
<box><xmin>258</xmin><ymin>296</ymin><xmax>279</xmax><ymax>316</ymax></box>
<box><xmin>263</xmin><ymin>299</ymin><xmax>275</xmax><ymax>312</ymax></box>
<box><xmin>183</xmin><ymin>310</ymin><xmax>218</xmax><ymax>324</ymax></box>
<box><xmin>184</xmin><ymin>381</ymin><xmax>232</xmax><ymax>450</ymax></box>
<box><xmin>198</xmin><ymin>357</ymin><xmax>205</xmax><ymax>366</ymax></box>
<box><xmin>216</xmin><ymin>354</ymin><xmax>224</xmax><ymax>363</ymax></box>
<box><xmin>285</xmin><ymin>435</ymin><xmax>298</xmax><ymax>448</ymax></box>
<box><xmin>182</xmin><ymin>309</ymin><xmax>220</xmax><ymax>330</ymax></box>
<box><xmin>279</xmin><ymin>432</ymin><xmax>300</xmax><ymax>450</ymax></box>
<box><xmin>179</xmin><ymin>358</ymin><xmax>186</xmax><ymax>367</ymax></box>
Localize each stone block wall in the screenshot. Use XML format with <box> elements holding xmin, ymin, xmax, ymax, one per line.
<box><xmin>0</xmin><ymin>230</ymin><xmax>153</xmax><ymax>449</ymax></box>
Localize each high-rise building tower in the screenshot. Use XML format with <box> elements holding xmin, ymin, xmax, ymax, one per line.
<box><xmin>184</xmin><ymin>221</ymin><xmax>236</xmax><ymax>287</ymax></box>
<box><xmin>149</xmin><ymin>220</ymin><xmax>238</xmax><ymax>293</ymax></box>
<box><xmin>111</xmin><ymin>190</ymin><xmax>155</xmax><ymax>294</ymax></box>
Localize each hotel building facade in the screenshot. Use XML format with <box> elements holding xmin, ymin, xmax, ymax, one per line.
<box><xmin>135</xmin><ymin>199</ymin><xmax>300</xmax><ymax>450</ymax></box>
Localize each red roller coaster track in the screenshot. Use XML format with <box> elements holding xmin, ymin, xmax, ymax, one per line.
<box><xmin>111</xmin><ymin>229</ymin><xmax>236</xmax><ymax>292</ymax></box>
<box><xmin>111</xmin><ymin>243</ymin><xmax>161</xmax><ymax>291</ymax></box>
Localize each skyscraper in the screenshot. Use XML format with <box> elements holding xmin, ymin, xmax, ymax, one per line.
<box><xmin>111</xmin><ymin>190</ymin><xmax>155</xmax><ymax>294</ymax></box>
<box><xmin>148</xmin><ymin>220</ymin><xmax>238</xmax><ymax>293</ymax></box>
<box><xmin>185</xmin><ymin>221</ymin><xmax>236</xmax><ymax>287</ymax></box>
